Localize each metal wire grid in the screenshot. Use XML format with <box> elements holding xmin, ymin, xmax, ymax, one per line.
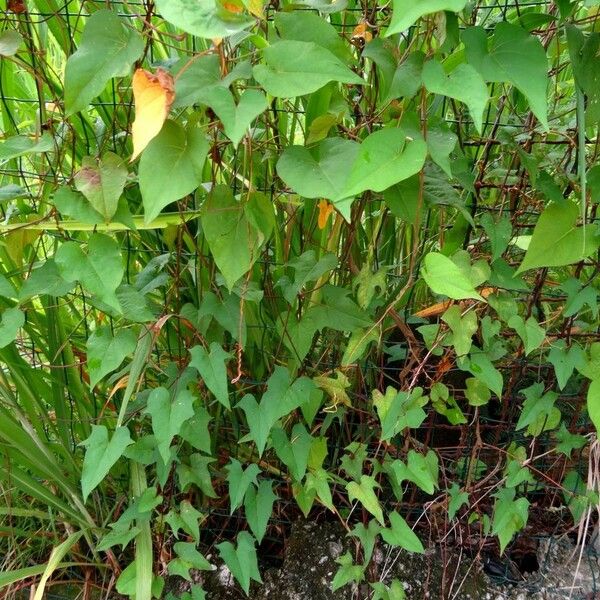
<box><xmin>1</xmin><ymin>0</ymin><xmax>600</xmax><ymax>596</ymax></box>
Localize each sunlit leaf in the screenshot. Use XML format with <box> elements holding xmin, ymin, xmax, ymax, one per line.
<box><xmin>131</xmin><ymin>68</ymin><xmax>175</xmax><ymax>161</ymax></box>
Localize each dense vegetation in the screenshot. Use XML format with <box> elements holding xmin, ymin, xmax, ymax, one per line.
<box><xmin>1</xmin><ymin>0</ymin><xmax>600</xmax><ymax>597</ymax></box>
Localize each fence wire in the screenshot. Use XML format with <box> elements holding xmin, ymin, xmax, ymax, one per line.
<box><xmin>1</xmin><ymin>0</ymin><xmax>599</xmax><ymax>598</ymax></box>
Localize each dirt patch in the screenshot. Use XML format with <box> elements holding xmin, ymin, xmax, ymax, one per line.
<box><xmin>200</xmin><ymin>520</ymin><xmax>600</xmax><ymax>599</ymax></box>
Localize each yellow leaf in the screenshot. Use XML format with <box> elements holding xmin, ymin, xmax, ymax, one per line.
<box><xmin>243</xmin><ymin>0</ymin><xmax>264</xmax><ymax>18</ymax></box>
<box><xmin>318</xmin><ymin>199</ymin><xmax>334</xmax><ymax>229</ymax></box>
<box><xmin>130</xmin><ymin>68</ymin><xmax>175</xmax><ymax>161</ymax></box>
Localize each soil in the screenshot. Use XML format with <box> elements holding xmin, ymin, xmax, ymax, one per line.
<box><xmin>199</xmin><ymin>520</ymin><xmax>600</xmax><ymax>600</ymax></box>
<box><xmin>12</xmin><ymin>520</ymin><xmax>600</xmax><ymax>600</ymax></box>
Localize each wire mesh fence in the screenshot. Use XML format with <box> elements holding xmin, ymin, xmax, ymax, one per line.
<box><xmin>1</xmin><ymin>0</ymin><xmax>600</xmax><ymax>597</ymax></box>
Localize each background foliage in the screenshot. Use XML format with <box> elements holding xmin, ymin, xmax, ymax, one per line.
<box><xmin>1</xmin><ymin>0</ymin><xmax>600</xmax><ymax>598</ymax></box>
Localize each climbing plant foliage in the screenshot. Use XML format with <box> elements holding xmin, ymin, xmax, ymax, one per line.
<box><xmin>1</xmin><ymin>0</ymin><xmax>600</xmax><ymax>597</ymax></box>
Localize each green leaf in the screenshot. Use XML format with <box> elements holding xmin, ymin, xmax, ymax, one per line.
<box><xmin>481</xmin><ymin>213</ymin><xmax>512</xmax><ymax>261</ymax></box>
<box><xmin>0</xmin><ymin>184</ymin><xmax>27</xmax><ymax>203</ymax></box>
<box><xmin>271</xmin><ymin>424</ymin><xmax>312</xmax><ymax>481</ymax></box>
<box><xmin>140</xmin><ymin>121</ymin><xmax>208</xmax><ymax>223</ymax></box>
<box><xmin>277</xmin><ymin>127</ymin><xmax>427</xmax><ymax>202</ymax></box>
<box><xmin>74</xmin><ymin>152</ymin><xmax>128</xmax><ymax>222</ymax></box>
<box><xmin>277</xmin><ymin>251</ymin><xmax>338</xmax><ymax>304</ymax></box>
<box><xmin>314</xmin><ymin>370</ymin><xmax>352</xmax><ymax>409</ymax></box>
<box><xmin>562</xmin><ymin>471</ymin><xmax>590</xmax><ymax>523</ymax></box>
<box><xmin>189</xmin><ymin>343</ymin><xmax>231</xmax><ymax>409</ymax></box>
<box><xmin>0</xmin><ymin>307</ymin><xmax>24</xmax><ymax>349</ymax></box>
<box><xmin>491</xmin><ymin>487</ymin><xmax>529</xmax><ymax>553</ymax></box>
<box><xmin>508</xmin><ymin>315</ymin><xmax>545</xmax><ymax>356</ymax></box>
<box><xmin>144</xmin><ymin>388</ymin><xmax>195</xmax><ymax>464</ymax></box>
<box><xmin>464</xmin><ymin>23</ymin><xmax>548</xmax><ymax>130</ymax></box>
<box><xmin>458</xmin><ymin>348</ymin><xmax>503</xmax><ymax>398</ymax></box>
<box><xmin>254</xmin><ymin>41</ymin><xmax>363</xmax><ymax>98</ymax></box>
<box><xmin>331</xmin><ymin>552</ymin><xmax>365</xmax><ymax>592</ymax></box>
<box><xmin>238</xmin><ymin>368</ymin><xmax>315</xmax><ymax>456</ymax></box>
<box><xmin>177</xmin><ymin>454</ymin><xmax>217</xmax><ymax>497</ymax></box>
<box><xmin>244</xmin><ymin>479</ymin><xmax>277</xmax><ymax>543</ymax></box>
<box><xmin>465</xmin><ymin>378</ymin><xmax>491</xmax><ymax>407</ymax></box>
<box><xmin>97</xmin><ymin>525</ymin><xmax>140</xmax><ymax>552</ymax></box>
<box><xmin>201</xmin><ymin>185</ymin><xmax>265</xmax><ymax>290</ymax></box>
<box><xmin>516</xmin><ymin>383</ymin><xmax>559</xmax><ymax>436</ymax></box>
<box><xmin>0</xmin><ymin>30</ymin><xmax>23</xmax><ymax>56</ymax></box>
<box><xmin>385</xmin><ymin>0</ymin><xmax>467</xmax><ymax>36</ymax></box>
<box><xmin>340</xmin><ymin>443</ymin><xmax>368</xmax><ymax>483</ymax></box>
<box><xmin>155</xmin><ymin>0</ymin><xmax>254</xmax><ymax>39</ymax></box>
<box><xmin>180</xmin><ymin>408</ymin><xmax>213</xmax><ymax>455</ymax></box>
<box><xmin>55</xmin><ymin>234</ymin><xmax>124</xmax><ymax>310</ymax></box>
<box><xmin>349</xmin><ymin>520</ymin><xmax>381</xmax><ymax>564</ymax></box>
<box><xmin>182</xmin><ymin>501</ymin><xmax>205</xmax><ymax>542</ymax></box>
<box><xmin>555</xmin><ymin>423</ymin><xmax>587</xmax><ymax>458</ymax></box>
<box><xmin>64</xmin><ymin>10</ymin><xmax>143</xmax><ymax>115</ymax></box>
<box><xmin>53</xmin><ymin>186</ymin><xmax>103</xmax><ymax>224</ymax></box>
<box><xmin>86</xmin><ymin>326</ymin><xmax>136</xmax><ymax>388</ymax></box>
<box><xmin>342</xmin><ymin>128</ymin><xmax>427</xmax><ymax>199</ymax></box>
<box><xmin>505</xmin><ymin>458</ymin><xmax>534</xmax><ymax>488</ymax></box>
<box><xmin>516</xmin><ymin>201</ymin><xmax>600</xmax><ymax>273</ymax></box>
<box><xmin>305</xmin><ymin>468</ymin><xmax>335</xmax><ymax>511</ymax></box>
<box><xmin>226</xmin><ymin>459</ymin><xmax>260</xmax><ymax>514</ymax></box>
<box><xmin>277</xmin><ymin>138</ymin><xmax>359</xmax><ymax>201</ymax></box>
<box><xmin>381</xmin><ymin>511</ymin><xmax>424</xmax><ymax>553</ymax></box>
<box><xmin>422</xmin><ymin>61</ymin><xmax>489</xmax><ymax>134</ymax></box>
<box><xmin>447</xmin><ymin>483</ymin><xmax>469</xmax><ymax>520</ymax></box>
<box><xmin>441</xmin><ymin>305</ymin><xmax>478</xmax><ymax>357</ymax></box>
<box><xmin>172</xmin><ymin>55</ymin><xmax>222</xmax><ymax>108</ymax></box>
<box><xmin>371</xmin><ymin>579</ymin><xmax>406</xmax><ymax>600</ymax></box>
<box><xmin>578</xmin><ymin>342</ymin><xmax>600</xmax><ymax>381</ymax></box>
<box><xmin>347</xmin><ymin>475</ymin><xmax>385</xmax><ymax>525</ymax></box>
<box><xmin>373</xmin><ymin>387</ymin><xmax>428</xmax><ymax>440</ymax></box>
<box><xmin>567</xmin><ymin>26</ymin><xmax>600</xmax><ymax>126</ymax></box>
<box><xmin>274</xmin><ymin>12</ymin><xmax>352</xmax><ymax>62</ymax></box>
<box><xmin>587</xmin><ymin>378</ymin><xmax>600</xmax><ymax>434</ymax></box>
<box><xmin>423</xmin><ymin>118</ymin><xmax>458</xmax><ymax>177</ymax></box>
<box><xmin>0</xmin><ymin>133</ymin><xmax>54</xmax><ymax>163</ymax></box>
<box><xmin>421</xmin><ymin>252</ymin><xmax>484</xmax><ymax>301</ymax></box>
<box><xmin>18</xmin><ymin>261</ymin><xmax>72</xmax><ymax>301</ymax></box>
<box><xmin>216</xmin><ymin>532</ymin><xmax>262</xmax><ymax>595</ymax></box>
<box><xmin>384</xmin><ymin>51</ymin><xmax>425</xmax><ymax>103</ymax></box>
<box><xmin>168</xmin><ymin>542</ymin><xmax>213</xmax><ymax>580</ymax></box>
<box><xmin>115</xmin><ymin>560</ymin><xmax>164</xmax><ymax>598</ymax></box>
<box><xmin>80</xmin><ymin>425</ymin><xmax>133</xmax><ymax>501</ymax></box>
<box><xmin>390</xmin><ymin>450</ymin><xmax>439</xmax><ymax>495</ymax></box>
<box><xmin>202</xmin><ymin>88</ymin><xmax>268</xmax><ymax>147</ymax></box>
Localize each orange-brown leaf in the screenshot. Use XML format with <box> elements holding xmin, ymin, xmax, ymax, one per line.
<box><xmin>221</xmin><ymin>0</ymin><xmax>243</xmax><ymax>12</ymax></box>
<box><xmin>352</xmin><ymin>22</ymin><xmax>373</xmax><ymax>42</ymax></box>
<box><xmin>130</xmin><ymin>68</ymin><xmax>175</xmax><ymax>161</ymax></box>
<box><xmin>414</xmin><ymin>301</ymin><xmax>453</xmax><ymax>319</ymax></box>
<box><xmin>318</xmin><ymin>199</ymin><xmax>334</xmax><ymax>229</ymax></box>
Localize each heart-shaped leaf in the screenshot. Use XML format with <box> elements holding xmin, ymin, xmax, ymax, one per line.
<box><xmin>155</xmin><ymin>0</ymin><xmax>254</xmax><ymax>39</ymax></box>
<box><xmin>254</xmin><ymin>41</ymin><xmax>363</xmax><ymax>98</ymax></box>
<box><xmin>422</xmin><ymin>61</ymin><xmax>489</xmax><ymax>134</ymax></box>
<box><xmin>516</xmin><ymin>201</ymin><xmax>600</xmax><ymax>273</ymax></box>
<box><xmin>202</xmin><ymin>88</ymin><xmax>268</xmax><ymax>147</ymax></box>
<box><xmin>64</xmin><ymin>10</ymin><xmax>143</xmax><ymax>115</ymax></box>
<box><xmin>139</xmin><ymin>121</ymin><xmax>208</xmax><ymax>223</ymax></box>
<box><xmin>74</xmin><ymin>152</ymin><xmax>128</xmax><ymax>222</ymax></box>
<box><xmin>277</xmin><ymin>138</ymin><xmax>359</xmax><ymax>201</ymax></box>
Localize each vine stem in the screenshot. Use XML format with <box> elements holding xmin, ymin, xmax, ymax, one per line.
<box><xmin>576</xmin><ymin>85</ymin><xmax>587</xmax><ymax>244</ymax></box>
